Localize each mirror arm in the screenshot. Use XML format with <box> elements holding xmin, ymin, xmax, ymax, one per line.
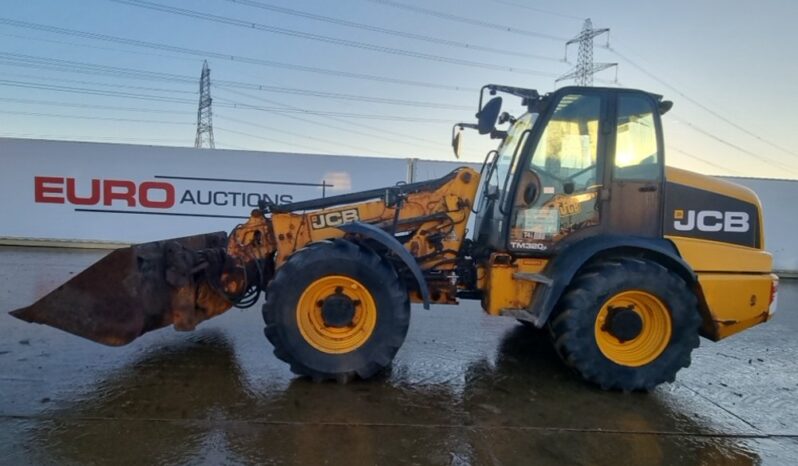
<box><xmin>489</xmin><ymin>129</ymin><xmax>507</xmax><ymax>140</ymax></box>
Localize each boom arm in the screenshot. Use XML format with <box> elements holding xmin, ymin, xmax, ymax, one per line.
<box><xmin>10</xmin><ymin>168</ymin><xmax>480</xmax><ymax>345</ymax></box>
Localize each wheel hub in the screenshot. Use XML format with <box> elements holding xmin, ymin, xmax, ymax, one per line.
<box><xmin>296</xmin><ymin>275</ymin><xmax>378</xmax><ymax>354</ymax></box>
<box><xmin>594</xmin><ymin>290</ymin><xmax>672</xmax><ymax>367</ymax></box>
<box><xmin>320</xmin><ymin>288</ymin><xmax>357</xmax><ymax>328</ymax></box>
<box><xmin>604</xmin><ymin>306</ymin><xmax>643</xmax><ymax>342</ymax></box>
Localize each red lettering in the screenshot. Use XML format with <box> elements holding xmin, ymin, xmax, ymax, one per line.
<box><xmin>35</xmin><ymin>177</ymin><xmax>176</xmax><ymax>208</ymax></box>
<box><xmin>103</xmin><ymin>180</ymin><xmax>136</xmax><ymax>207</ymax></box>
<box><xmin>139</xmin><ymin>181</ymin><xmax>175</xmax><ymax>208</ymax></box>
<box><xmin>34</xmin><ymin>176</ymin><xmax>64</xmax><ymax>203</ymax></box>
<box><xmin>65</xmin><ymin>178</ymin><xmax>101</xmax><ymax>205</ymax></box>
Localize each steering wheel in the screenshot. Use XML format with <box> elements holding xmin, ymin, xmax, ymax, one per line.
<box><xmin>564</xmin><ymin>164</ymin><xmax>597</xmax><ymax>182</ymax></box>
<box><xmin>530</xmin><ymin>162</ymin><xmax>597</xmax><ymax>194</ymax></box>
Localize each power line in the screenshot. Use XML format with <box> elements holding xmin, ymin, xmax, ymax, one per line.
<box><xmin>0</xmin><ymin>53</ymin><xmax>470</xmax><ymax>109</ymax></box>
<box><xmin>0</xmin><ymin>98</ymin><xmax>402</xmax><ymax>155</ymax></box>
<box><xmin>0</xmin><ymin>110</ymin><xmax>192</xmax><ymax>125</ymax></box>
<box><xmin>0</xmin><ymin>70</ymin><xmax>197</xmax><ymax>95</ymax></box>
<box><xmin>0</xmin><ymin>17</ymin><xmax>478</xmax><ymax>92</ymax></box>
<box><xmin>609</xmin><ymin>46</ymin><xmax>798</xmax><ymax>159</ymax></box>
<box><xmin>215</xmin><ymin>82</ymin><xmax>470</xmax><ymax>110</ymax></box>
<box><xmin>215</xmin><ymin>113</ymin><xmax>394</xmax><ymax>155</ymax></box>
<box><xmin>108</xmin><ymin>0</ymin><xmax>562</xmax><ymax>76</ymax></box>
<box><xmin>214</xmin><ymin>125</ymin><xmax>332</xmax><ymax>154</ymax></box>
<box><xmin>223</xmin><ymin>0</ymin><xmax>561</xmax><ymax>62</ymax></box>
<box><xmin>0</xmin><ymin>31</ymin><xmax>201</xmax><ymax>65</ymax></box>
<box><xmin>0</xmin><ymin>79</ymin><xmax>196</xmax><ymax>104</ymax></box>
<box><xmin>363</xmin><ymin>0</ymin><xmax>568</xmax><ymax>41</ymax></box>
<box><xmin>670</xmin><ymin>117</ymin><xmax>798</xmax><ymax>174</ymax></box>
<box><xmin>0</xmin><ymin>109</ymin><xmax>435</xmax><ymax>157</ymax></box>
<box><xmin>1</xmin><ymin>61</ymin><xmax>449</xmax><ymax>151</ymax></box>
<box><xmin>0</xmin><ymin>46</ymin><xmax>604</xmax><ymax>96</ymax></box>
<box><xmin>0</xmin><ymin>97</ymin><xmax>190</xmax><ymax>115</ymax></box>
<box><xmin>216</xmin><ymin>122</ymin><xmax>423</xmax><ymax>157</ymax></box>
<box><xmin>217</xmin><ymin>87</ymin><xmax>444</xmax><ymax>146</ymax></box>
<box><xmin>214</xmin><ymin>88</ymin><xmax>442</xmax><ymax>152</ymax></box>
<box><xmin>0</xmin><ymin>79</ymin><xmax>453</xmax><ymax>123</ymax></box>
<box><xmin>0</xmin><ymin>69</ymin><xmax>447</xmax><ymax>153</ymax></box>
<box><xmin>487</xmin><ymin>0</ymin><xmax>585</xmax><ymax>21</ymax></box>
<box><xmin>667</xmin><ymin>145</ymin><xmax>742</xmax><ymax>175</ymax></box>
<box><xmin>0</xmin><ymin>132</ymin><xmax>189</xmax><ymax>145</ymax></box>
<box><xmin>0</xmin><ymin>52</ymin><xmax>195</xmax><ymax>82</ymax></box>
<box><xmin>216</xmin><ymin>99</ymin><xmax>452</xmax><ymax>123</ymax></box>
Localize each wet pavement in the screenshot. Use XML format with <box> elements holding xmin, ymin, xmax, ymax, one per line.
<box><xmin>0</xmin><ymin>246</ymin><xmax>796</xmax><ymax>465</ymax></box>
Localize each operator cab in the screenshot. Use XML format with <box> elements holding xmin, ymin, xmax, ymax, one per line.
<box><xmin>454</xmin><ymin>84</ymin><xmax>672</xmax><ymax>256</ymax></box>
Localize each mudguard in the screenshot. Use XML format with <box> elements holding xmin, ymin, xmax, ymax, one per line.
<box><xmin>526</xmin><ymin>235</ymin><xmax>696</xmax><ymax>327</ymax></box>
<box><xmin>338</xmin><ymin>222</ymin><xmax>431</xmax><ymax>309</ymax></box>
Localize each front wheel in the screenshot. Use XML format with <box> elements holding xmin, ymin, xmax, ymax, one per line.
<box><xmin>549</xmin><ymin>258</ymin><xmax>701</xmax><ymax>391</ymax></box>
<box><xmin>262</xmin><ymin>240</ymin><xmax>410</xmax><ymax>382</ymax></box>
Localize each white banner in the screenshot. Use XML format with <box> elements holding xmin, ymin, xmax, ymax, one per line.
<box><xmin>0</xmin><ymin>138</ymin><xmax>408</xmax><ymax>244</ymax></box>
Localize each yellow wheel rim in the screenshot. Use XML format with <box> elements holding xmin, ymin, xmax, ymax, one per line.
<box><xmin>594</xmin><ymin>290</ymin><xmax>672</xmax><ymax>367</ymax></box>
<box><xmin>296</xmin><ymin>275</ymin><xmax>377</xmax><ymax>354</ymax></box>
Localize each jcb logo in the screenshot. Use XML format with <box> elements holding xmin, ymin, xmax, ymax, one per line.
<box><xmin>673</xmin><ymin>209</ymin><xmax>750</xmax><ymax>233</ymax></box>
<box><xmin>310</xmin><ymin>208</ymin><xmax>360</xmax><ymax>229</ymax></box>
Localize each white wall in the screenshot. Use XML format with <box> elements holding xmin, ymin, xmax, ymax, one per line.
<box><xmin>1</xmin><ymin>138</ymin><xmax>796</xmax><ymax>272</ymax></box>
<box><xmin>721</xmin><ymin>177</ymin><xmax>798</xmax><ymax>273</ymax></box>
<box><xmin>0</xmin><ymin>138</ymin><xmax>407</xmax><ymax>245</ymax></box>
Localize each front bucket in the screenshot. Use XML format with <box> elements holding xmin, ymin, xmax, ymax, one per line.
<box><xmin>9</xmin><ymin>232</ymin><xmax>228</xmax><ymax>346</ymax></box>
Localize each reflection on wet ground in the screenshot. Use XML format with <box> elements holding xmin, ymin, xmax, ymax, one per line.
<box><xmin>1</xmin><ymin>247</ymin><xmax>796</xmax><ymax>465</ymax></box>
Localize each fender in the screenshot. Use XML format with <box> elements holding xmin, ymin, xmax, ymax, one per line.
<box><xmin>525</xmin><ymin>235</ymin><xmax>696</xmax><ymax>327</ymax></box>
<box><xmin>338</xmin><ymin>222</ymin><xmax>431</xmax><ymax>309</ymax></box>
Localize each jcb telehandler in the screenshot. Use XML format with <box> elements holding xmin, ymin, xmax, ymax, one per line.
<box><xmin>11</xmin><ymin>85</ymin><xmax>779</xmax><ymax>390</ymax></box>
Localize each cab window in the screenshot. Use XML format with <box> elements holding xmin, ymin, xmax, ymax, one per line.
<box><xmin>530</xmin><ymin>94</ymin><xmax>601</xmax><ymax>189</ymax></box>
<box><xmin>614</xmin><ymin>95</ymin><xmax>660</xmax><ymax>180</ymax></box>
<box><xmin>508</xmin><ymin>93</ymin><xmax>602</xmax><ymax>252</ymax></box>
<box><xmin>493</xmin><ymin>113</ymin><xmax>535</xmax><ymax>196</ymax></box>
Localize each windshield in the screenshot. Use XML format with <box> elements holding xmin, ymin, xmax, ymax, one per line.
<box><xmin>528</xmin><ymin>94</ymin><xmax>600</xmax><ymax>187</ymax></box>
<box><xmin>490</xmin><ymin>112</ymin><xmax>537</xmax><ymax>194</ymax></box>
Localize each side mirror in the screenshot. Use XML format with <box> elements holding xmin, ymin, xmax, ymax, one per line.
<box><xmin>451</xmin><ymin>123</ymin><xmax>478</xmax><ymax>158</ymax></box>
<box><xmin>476</xmin><ymin>96</ymin><xmax>502</xmax><ymax>135</ymax></box>
<box><xmin>452</xmin><ymin>128</ymin><xmax>462</xmax><ymax>159</ymax></box>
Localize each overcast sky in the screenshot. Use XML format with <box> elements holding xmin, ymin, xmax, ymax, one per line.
<box><xmin>2</xmin><ymin>0</ymin><xmax>796</xmax><ymax>178</ymax></box>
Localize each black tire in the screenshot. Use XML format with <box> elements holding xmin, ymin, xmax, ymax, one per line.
<box><xmin>262</xmin><ymin>239</ymin><xmax>410</xmax><ymax>382</ymax></box>
<box><xmin>548</xmin><ymin>257</ymin><xmax>701</xmax><ymax>391</ymax></box>
<box><xmin>516</xmin><ymin>319</ymin><xmax>549</xmax><ymax>337</ymax></box>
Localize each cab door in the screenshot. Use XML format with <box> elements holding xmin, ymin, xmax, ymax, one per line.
<box><xmin>604</xmin><ymin>92</ymin><xmax>664</xmax><ymax>237</ymax></box>
<box><xmin>505</xmin><ymin>90</ymin><xmax>607</xmax><ymax>255</ymax></box>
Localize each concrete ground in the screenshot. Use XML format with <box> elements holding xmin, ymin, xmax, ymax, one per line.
<box><xmin>0</xmin><ymin>246</ymin><xmax>796</xmax><ymax>466</ymax></box>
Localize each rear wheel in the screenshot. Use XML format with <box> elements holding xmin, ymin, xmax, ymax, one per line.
<box><xmin>549</xmin><ymin>258</ymin><xmax>700</xmax><ymax>391</ymax></box>
<box><xmin>262</xmin><ymin>240</ymin><xmax>410</xmax><ymax>382</ymax></box>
